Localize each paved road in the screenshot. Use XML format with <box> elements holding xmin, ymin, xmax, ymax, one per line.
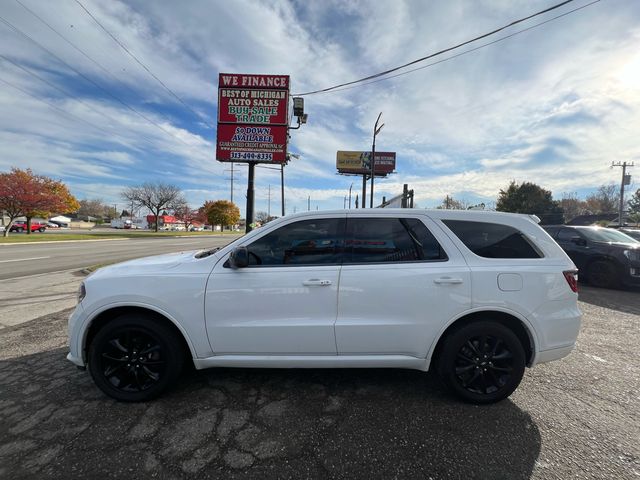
<box><xmin>0</xmin><ymin>286</ymin><xmax>638</xmax><ymax>479</ymax></box>
<box><xmin>0</xmin><ymin>235</ymin><xmax>240</xmax><ymax>280</ymax></box>
<box><xmin>0</xmin><ymin>235</ymin><xmax>240</xmax><ymax>328</ymax></box>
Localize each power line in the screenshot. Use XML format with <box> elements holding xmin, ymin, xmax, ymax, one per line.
<box><xmin>0</xmin><ymin>14</ymin><xmax>194</xmax><ymax>147</ymax></box>
<box><xmin>323</xmin><ymin>0</ymin><xmax>601</xmax><ymax>95</ymax></box>
<box><xmin>293</xmin><ymin>0</ymin><xmax>583</xmax><ymax>96</ymax></box>
<box><xmin>0</xmin><ymin>54</ymin><xmax>164</xmax><ymax>148</ymax></box>
<box><xmin>0</xmin><ymin>53</ymin><xmax>112</xmax><ymax>123</ymax></box>
<box><xmin>0</xmin><ymin>74</ymin><xmax>147</xmax><ymax>147</ymax></box>
<box><xmin>73</xmin><ymin>0</ymin><xmax>215</xmax><ymax>129</ymax></box>
<box><xmin>13</xmin><ymin>0</ymin><xmax>181</xmax><ymax>130</ymax></box>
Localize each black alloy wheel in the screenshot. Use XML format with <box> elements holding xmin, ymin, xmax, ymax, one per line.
<box><xmin>88</xmin><ymin>315</ymin><xmax>184</xmax><ymax>402</ymax></box>
<box><xmin>438</xmin><ymin>321</ymin><xmax>525</xmax><ymax>404</ymax></box>
<box><xmin>587</xmin><ymin>260</ymin><xmax>619</xmax><ymax>289</ymax></box>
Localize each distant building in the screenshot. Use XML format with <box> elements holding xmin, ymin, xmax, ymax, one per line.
<box><xmin>146</xmin><ymin>214</ymin><xmax>183</xmax><ymax>230</ymax></box>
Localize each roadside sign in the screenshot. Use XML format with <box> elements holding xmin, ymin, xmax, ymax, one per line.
<box><xmin>216</xmin><ymin>124</ymin><xmax>288</xmax><ymax>163</ymax></box>
<box><xmin>336</xmin><ymin>151</ymin><xmax>396</xmax><ymax>175</ymax></box>
<box><xmin>217</xmin><ymin>73</ymin><xmax>290</xmax><ymax>163</ymax></box>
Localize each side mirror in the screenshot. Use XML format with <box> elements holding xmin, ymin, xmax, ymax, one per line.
<box><xmin>570</xmin><ymin>236</ymin><xmax>587</xmax><ymax>246</ymax></box>
<box><xmin>228</xmin><ymin>246</ymin><xmax>249</xmax><ymax>269</ymax></box>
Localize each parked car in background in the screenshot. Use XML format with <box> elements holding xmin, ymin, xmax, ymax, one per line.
<box><xmin>619</xmin><ymin>228</ymin><xmax>640</xmax><ymax>241</ymax></box>
<box><xmin>0</xmin><ymin>225</ymin><xmax>5</xmax><ymax>233</ymax></box>
<box><xmin>46</xmin><ymin>222</ymin><xmax>60</xmax><ymax>228</ymax></box>
<box><xmin>48</xmin><ymin>220</ymin><xmax>69</xmax><ymax>228</ymax></box>
<box><xmin>544</xmin><ymin>225</ymin><xmax>640</xmax><ymax>288</ymax></box>
<box><xmin>9</xmin><ymin>222</ymin><xmax>46</xmax><ymax>233</ymax></box>
<box><xmin>69</xmin><ymin>210</ymin><xmax>580</xmax><ymax>404</ymax></box>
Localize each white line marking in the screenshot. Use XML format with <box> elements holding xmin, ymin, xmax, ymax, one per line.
<box><xmin>0</xmin><ymin>256</ymin><xmax>51</xmax><ymax>263</ymax></box>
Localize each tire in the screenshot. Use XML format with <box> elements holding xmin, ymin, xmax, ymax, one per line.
<box><xmin>88</xmin><ymin>314</ymin><xmax>185</xmax><ymax>402</ymax></box>
<box><xmin>437</xmin><ymin>320</ymin><xmax>526</xmax><ymax>404</ymax></box>
<box><xmin>38</xmin><ymin>227</ymin><xmax>45</xmax><ymax>232</ymax></box>
<box><xmin>587</xmin><ymin>260</ymin><xmax>619</xmax><ymax>289</ymax></box>
<box><xmin>16</xmin><ymin>227</ymin><xmax>23</xmax><ymax>233</ymax></box>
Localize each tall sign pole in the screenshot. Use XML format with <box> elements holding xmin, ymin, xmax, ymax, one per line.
<box><xmin>612</xmin><ymin>161</ymin><xmax>634</xmax><ymax>226</ymax></box>
<box><xmin>361</xmin><ymin>175</ymin><xmax>367</xmax><ymax>209</ymax></box>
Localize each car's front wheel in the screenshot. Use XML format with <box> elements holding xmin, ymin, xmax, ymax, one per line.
<box><xmin>437</xmin><ymin>320</ymin><xmax>525</xmax><ymax>404</ymax></box>
<box><xmin>88</xmin><ymin>314</ymin><xmax>184</xmax><ymax>402</ymax></box>
<box><xmin>38</xmin><ymin>227</ymin><xmax>45</xmax><ymax>232</ymax></box>
<box><xmin>16</xmin><ymin>227</ymin><xmax>23</xmax><ymax>233</ymax></box>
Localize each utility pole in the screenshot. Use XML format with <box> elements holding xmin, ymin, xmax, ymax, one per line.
<box><xmin>344</xmin><ymin>196</ymin><xmax>347</xmax><ymax>209</ymax></box>
<box><xmin>308</xmin><ymin>195</ymin><xmax>310</xmax><ymax>211</ymax></box>
<box><xmin>612</xmin><ymin>161</ymin><xmax>634</xmax><ymax>226</ymax></box>
<box><xmin>370</xmin><ymin>112</ymin><xmax>384</xmax><ymax>208</ymax></box>
<box><xmin>355</xmin><ymin>194</ymin><xmax>359</xmax><ymax>209</ymax></box>
<box><xmin>268</xmin><ymin>184</ymin><xmax>271</xmax><ymax>218</ymax></box>
<box><xmin>223</xmin><ymin>163</ymin><xmax>235</xmax><ymax>204</ymax></box>
<box><xmin>348</xmin><ymin>183</ymin><xmax>353</xmax><ymax>209</ymax></box>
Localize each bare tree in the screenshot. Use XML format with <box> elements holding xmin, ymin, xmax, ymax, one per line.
<box><xmin>585</xmin><ymin>184</ymin><xmax>619</xmax><ymax>214</ymax></box>
<box><xmin>122</xmin><ymin>183</ymin><xmax>184</xmax><ymax>232</ymax></box>
<box><xmin>436</xmin><ymin>195</ymin><xmax>466</xmax><ymax>210</ymax></box>
<box><xmin>559</xmin><ymin>192</ymin><xmax>587</xmax><ymax>222</ymax></box>
<box><xmin>254</xmin><ymin>211</ymin><xmax>271</xmax><ymax>225</ymax></box>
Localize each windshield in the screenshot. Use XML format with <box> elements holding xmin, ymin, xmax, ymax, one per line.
<box><xmin>579</xmin><ymin>228</ymin><xmax>639</xmax><ymax>244</ymax></box>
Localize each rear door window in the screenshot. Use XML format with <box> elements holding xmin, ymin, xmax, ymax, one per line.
<box><xmin>344</xmin><ymin>217</ymin><xmax>447</xmax><ymax>264</ymax></box>
<box><xmin>442</xmin><ymin>220</ymin><xmax>542</xmax><ymax>259</ymax></box>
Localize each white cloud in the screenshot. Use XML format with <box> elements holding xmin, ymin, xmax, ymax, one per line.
<box><xmin>0</xmin><ymin>0</ymin><xmax>639</xmax><ymax>218</ymax></box>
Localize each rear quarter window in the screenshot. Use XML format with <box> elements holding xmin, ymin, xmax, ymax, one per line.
<box><xmin>442</xmin><ymin>220</ymin><xmax>542</xmax><ymax>259</ymax></box>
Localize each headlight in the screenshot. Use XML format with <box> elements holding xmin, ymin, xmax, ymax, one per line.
<box><xmin>77</xmin><ymin>282</ymin><xmax>86</xmax><ymax>303</ymax></box>
<box><xmin>623</xmin><ymin>249</ymin><xmax>640</xmax><ymax>261</ymax></box>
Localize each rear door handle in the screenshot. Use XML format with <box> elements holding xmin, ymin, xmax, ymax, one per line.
<box><xmin>434</xmin><ymin>277</ymin><xmax>463</xmax><ymax>285</ymax></box>
<box><xmin>303</xmin><ymin>279</ymin><xmax>332</xmax><ymax>286</ymax></box>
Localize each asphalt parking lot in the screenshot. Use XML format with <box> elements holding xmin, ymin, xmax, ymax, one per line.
<box><xmin>1</xmin><ymin>286</ymin><xmax>639</xmax><ymax>479</ymax></box>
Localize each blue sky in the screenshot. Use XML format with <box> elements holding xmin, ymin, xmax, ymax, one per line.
<box><xmin>1</xmin><ymin>0</ymin><xmax>639</xmax><ymax>216</ymax></box>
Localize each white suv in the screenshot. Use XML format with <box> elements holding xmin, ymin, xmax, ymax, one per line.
<box><xmin>68</xmin><ymin>209</ymin><xmax>581</xmax><ymax>403</ymax></box>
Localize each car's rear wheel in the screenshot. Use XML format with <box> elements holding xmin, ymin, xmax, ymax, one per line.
<box><xmin>38</xmin><ymin>227</ymin><xmax>45</xmax><ymax>232</ymax></box>
<box><xmin>587</xmin><ymin>260</ymin><xmax>619</xmax><ymax>289</ymax></box>
<box><xmin>16</xmin><ymin>227</ymin><xmax>23</xmax><ymax>233</ymax></box>
<box><xmin>437</xmin><ymin>321</ymin><xmax>525</xmax><ymax>404</ymax></box>
<box><xmin>88</xmin><ymin>314</ymin><xmax>184</xmax><ymax>402</ymax></box>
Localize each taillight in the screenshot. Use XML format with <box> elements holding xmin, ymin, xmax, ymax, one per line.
<box><xmin>563</xmin><ymin>270</ymin><xmax>579</xmax><ymax>293</ymax></box>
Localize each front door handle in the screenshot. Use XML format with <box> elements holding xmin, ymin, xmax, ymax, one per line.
<box><xmin>434</xmin><ymin>277</ymin><xmax>463</xmax><ymax>285</ymax></box>
<box><xmin>303</xmin><ymin>279</ymin><xmax>332</xmax><ymax>286</ymax></box>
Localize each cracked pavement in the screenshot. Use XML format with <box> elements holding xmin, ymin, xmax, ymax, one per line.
<box><xmin>0</xmin><ymin>286</ymin><xmax>639</xmax><ymax>479</ymax></box>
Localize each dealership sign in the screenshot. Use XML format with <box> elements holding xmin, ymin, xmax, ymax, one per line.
<box><xmin>216</xmin><ymin>124</ymin><xmax>288</xmax><ymax>163</ymax></box>
<box><xmin>216</xmin><ymin>73</ymin><xmax>290</xmax><ymax>163</ymax></box>
<box><xmin>336</xmin><ymin>151</ymin><xmax>396</xmax><ymax>175</ymax></box>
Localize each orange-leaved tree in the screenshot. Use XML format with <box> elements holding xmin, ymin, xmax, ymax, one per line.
<box><xmin>200</xmin><ymin>200</ymin><xmax>240</xmax><ymax>232</ymax></box>
<box><xmin>0</xmin><ymin>168</ymin><xmax>80</xmax><ymax>236</ymax></box>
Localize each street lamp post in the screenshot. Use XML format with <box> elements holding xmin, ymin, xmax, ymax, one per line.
<box><xmin>370</xmin><ymin>112</ymin><xmax>384</xmax><ymax>208</ymax></box>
